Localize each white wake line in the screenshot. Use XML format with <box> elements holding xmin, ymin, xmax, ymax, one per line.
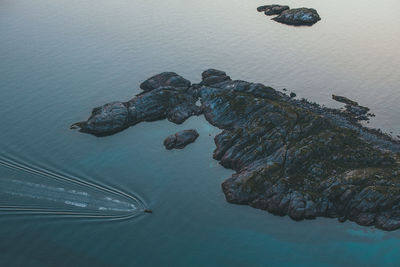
<box><xmin>0</xmin><ymin>205</ymin><xmax>143</xmax><ymax>220</ymax></box>
<box><xmin>7</xmin><ymin>179</ymin><xmax>90</xmax><ymax>197</ymax></box>
<box><xmin>2</xmin><ymin>188</ymin><xmax>137</xmax><ymax>212</ymax></box>
<box><xmin>0</xmin><ymin>157</ymin><xmax>145</xmax><ymax>211</ymax></box>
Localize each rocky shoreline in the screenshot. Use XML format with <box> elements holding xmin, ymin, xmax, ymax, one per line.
<box><xmin>72</xmin><ymin>69</ymin><xmax>400</xmax><ymax>231</ymax></box>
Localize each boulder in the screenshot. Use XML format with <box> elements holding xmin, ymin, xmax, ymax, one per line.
<box><xmin>163</xmin><ymin>129</ymin><xmax>199</xmax><ymax>149</ymax></box>
<box><xmin>200</xmin><ymin>69</ymin><xmax>231</xmax><ymax>86</ymax></box>
<box><xmin>140</xmin><ymin>72</ymin><xmax>191</xmax><ymax>91</ymax></box>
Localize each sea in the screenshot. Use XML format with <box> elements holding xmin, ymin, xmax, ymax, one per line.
<box><xmin>1</xmin><ymin>0</ymin><xmax>400</xmax><ymax>266</ymax></box>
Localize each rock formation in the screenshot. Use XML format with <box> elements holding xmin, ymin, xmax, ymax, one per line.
<box><xmin>164</xmin><ymin>129</ymin><xmax>199</xmax><ymax>150</ymax></box>
<box><xmin>257</xmin><ymin>5</ymin><xmax>290</xmax><ymax>15</ymax></box>
<box><xmin>72</xmin><ymin>69</ymin><xmax>400</xmax><ymax>230</ymax></box>
<box><xmin>257</xmin><ymin>5</ymin><xmax>321</xmax><ymax>26</ymax></box>
<box><xmin>332</xmin><ymin>94</ymin><xmax>372</xmax><ymax>122</ymax></box>
<box><xmin>272</xmin><ymin>8</ymin><xmax>321</xmax><ymax>26</ymax></box>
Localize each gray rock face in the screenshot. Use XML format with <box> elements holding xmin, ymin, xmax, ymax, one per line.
<box><xmin>73</xmin><ymin>69</ymin><xmax>400</xmax><ymax>231</ymax></box>
<box><xmin>163</xmin><ymin>129</ymin><xmax>199</xmax><ymax>150</ymax></box>
<box><xmin>257</xmin><ymin>5</ymin><xmax>290</xmax><ymax>15</ymax></box>
<box><xmin>140</xmin><ymin>72</ymin><xmax>191</xmax><ymax>91</ymax></box>
<box><xmin>272</xmin><ymin>8</ymin><xmax>321</xmax><ymax>26</ymax></box>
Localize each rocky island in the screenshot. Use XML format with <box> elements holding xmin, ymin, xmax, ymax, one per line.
<box><xmin>164</xmin><ymin>129</ymin><xmax>199</xmax><ymax>150</ymax></box>
<box><xmin>72</xmin><ymin>69</ymin><xmax>400</xmax><ymax>231</ymax></box>
<box><xmin>257</xmin><ymin>5</ymin><xmax>321</xmax><ymax>26</ymax></box>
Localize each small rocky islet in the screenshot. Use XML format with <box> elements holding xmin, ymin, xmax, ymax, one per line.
<box><xmin>72</xmin><ymin>69</ymin><xmax>400</xmax><ymax>231</ymax></box>
<box><xmin>164</xmin><ymin>129</ymin><xmax>199</xmax><ymax>150</ymax></box>
<box><xmin>257</xmin><ymin>5</ymin><xmax>321</xmax><ymax>26</ymax></box>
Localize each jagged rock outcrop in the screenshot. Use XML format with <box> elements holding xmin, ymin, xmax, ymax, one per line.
<box><xmin>164</xmin><ymin>129</ymin><xmax>199</xmax><ymax>150</ymax></box>
<box><xmin>272</xmin><ymin>8</ymin><xmax>321</xmax><ymax>26</ymax></box>
<box><xmin>332</xmin><ymin>94</ymin><xmax>372</xmax><ymax>121</ymax></box>
<box><xmin>72</xmin><ymin>69</ymin><xmax>400</xmax><ymax>231</ymax></box>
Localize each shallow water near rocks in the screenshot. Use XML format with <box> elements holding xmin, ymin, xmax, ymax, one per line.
<box><xmin>1</xmin><ymin>0</ymin><xmax>400</xmax><ymax>266</ymax></box>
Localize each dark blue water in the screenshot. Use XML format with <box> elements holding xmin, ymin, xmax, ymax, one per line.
<box><xmin>1</xmin><ymin>0</ymin><xmax>400</xmax><ymax>266</ymax></box>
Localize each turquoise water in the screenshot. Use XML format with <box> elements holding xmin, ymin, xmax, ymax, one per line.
<box><xmin>1</xmin><ymin>0</ymin><xmax>400</xmax><ymax>266</ymax></box>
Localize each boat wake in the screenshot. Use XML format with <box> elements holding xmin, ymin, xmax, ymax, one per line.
<box><xmin>0</xmin><ymin>157</ymin><xmax>146</xmax><ymax>220</ymax></box>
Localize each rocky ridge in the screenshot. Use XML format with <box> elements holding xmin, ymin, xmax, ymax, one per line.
<box><xmin>72</xmin><ymin>70</ymin><xmax>400</xmax><ymax>231</ymax></box>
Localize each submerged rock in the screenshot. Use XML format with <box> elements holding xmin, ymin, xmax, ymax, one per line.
<box><xmin>164</xmin><ymin>129</ymin><xmax>199</xmax><ymax>150</ymax></box>
<box><xmin>272</xmin><ymin>8</ymin><xmax>321</xmax><ymax>26</ymax></box>
<box><xmin>73</xmin><ymin>69</ymin><xmax>400</xmax><ymax>231</ymax></box>
<box><xmin>257</xmin><ymin>5</ymin><xmax>289</xmax><ymax>15</ymax></box>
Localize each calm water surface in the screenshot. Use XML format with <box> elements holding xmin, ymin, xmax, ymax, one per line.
<box><xmin>1</xmin><ymin>0</ymin><xmax>400</xmax><ymax>266</ymax></box>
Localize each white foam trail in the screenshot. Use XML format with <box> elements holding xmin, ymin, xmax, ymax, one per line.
<box><xmin>0</xmin><ymin>158</ymin><xmax>139</xmax><ymax>202</ymax></box>
<box><xmin>64</xmin><ymin>201</ymin><xmax>87</xmax><ymax>208</ymax></box>
<box><xmin>0</xmin><ymin>157</ymin><xmax>146</xmax><ymax>220</ymax></box>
